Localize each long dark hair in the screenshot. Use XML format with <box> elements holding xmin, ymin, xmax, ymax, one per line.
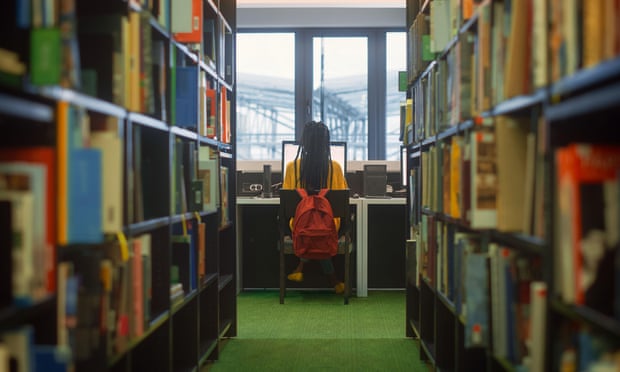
<box><xmin>294</xmin><ymin>121</ymin><xmax>332</xmax><ymax>190</ymax></box>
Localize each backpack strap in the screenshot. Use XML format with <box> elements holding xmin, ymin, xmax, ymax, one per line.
<box><xmin>297</xmin><ymin>188</ymin><xmax>308</xmax><ymax>198</ymax></box>
<box><xmin>318</xmin><ymin>189</ymin><xmax>329</xmax><ymax>198</ymax></box>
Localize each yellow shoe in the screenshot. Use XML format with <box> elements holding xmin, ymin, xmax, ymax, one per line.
<box><xmin>287</xmin><ymin>272</ymin><xmax>304</xmax><ymax>282</ymax></box>
<box><xmin>334</xmin><ymin>282</ymin><xmax>345</xmax><ymax>294</ymax></box>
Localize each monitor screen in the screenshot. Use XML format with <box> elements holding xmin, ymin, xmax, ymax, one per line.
<box><xmin>281</xmin><ymin>140</ymin><xmax>347</xmax><ymax>181</ymax></box>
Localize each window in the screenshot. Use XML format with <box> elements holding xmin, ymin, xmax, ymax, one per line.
<box><xmin>236</xmin><ymin>33</ymin><xmax>295</xmax><ymax>160</ymax></box>
<box><xmin>236</xmin><ymin>30</ymin><xmax>406</xmax><ymax>161</ymax></box>
<box><xmin>313</xmin><ymin>36</ymin><xmax>368</xmax><ymax>160</ymax></box>
<box><xmin>386</xmin><ymin>32</ymin><xmax>407</xmax><ymax>160</ymax></box>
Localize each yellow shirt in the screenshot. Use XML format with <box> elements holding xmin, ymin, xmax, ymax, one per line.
<box><xmin>282</xmin><ymin>159</ymin><xmax>348</xmax><ymax>190</ymax></box>
<box><xmin>282</xmin><ymin>159</ymin><xmax>348</xmax><ymax>231</ymax></box>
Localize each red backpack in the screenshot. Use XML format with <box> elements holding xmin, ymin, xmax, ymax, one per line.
<box><xmin>292</xmin><ymin>189</ymin><xmax>338</xmax><ymax>260</ymax></box>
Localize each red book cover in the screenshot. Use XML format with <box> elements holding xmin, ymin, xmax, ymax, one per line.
<box><xmin>556</xmin><ymin>144</ymin><xmax>620</xmax><ymax>305</ymax></box>
<box><xmin>0</xmin><ymin>147</ymin><xmax>56</xmax><ymax>292</ymax></box>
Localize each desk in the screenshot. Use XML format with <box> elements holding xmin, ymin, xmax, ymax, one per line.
<box><xmin>236</xmin><ymin>196</ymin><xmax>405</xmax><ymax>297</ymax></box>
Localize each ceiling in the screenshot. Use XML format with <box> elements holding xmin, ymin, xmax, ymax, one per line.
<box><xmin>237</xmin><ymin>0</ymin><xmax>405</xmax><ymax>8</ymax></box>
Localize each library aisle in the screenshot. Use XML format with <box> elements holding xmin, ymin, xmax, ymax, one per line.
<box><xmin>203</xmin><ymin>290</ymin><xmax>428</xmax><ymax>371</ymax></box>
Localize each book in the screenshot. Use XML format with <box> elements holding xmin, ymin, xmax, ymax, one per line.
<box><xmin>175</xmin><ymin>66</ymin><xmax>199</xmax><ymax>129</ymax></box>
<box><xmin>468</xmin><ymin>128</ymin><xmax>497</xmax><ymax>229</ymax></box>
<box><xmin>2</xmin><ymin>325</ymin><xmax>34</xmax><ymax>372</ymax></box>
<box><xmin>198</xmin><ymin>147</ymin><xmax>219</xmax><ymax>213</ymax></box>
<box><xmin>464</xmin><ymin>251</ymin><xmax>489</xmax><ymax>348</ymax></box>
<box><xmin>0</xmin><ymin>190</ymin><xmax>35</xmax><ymax>306</ymax></box>
<box><xmin>496</xmin><ymin>116</ymin><xmax>528</xmax><ymax>232</ymax></box>
<box><xmin>30</xmin><ymin>27</ymin><xmax>61</xmax><ymax>86</ymax></box>
<box><xmin>172</xmin><ymin>0</ymin><xmax>202</xmax><ymax>43</ymax></box>
<box><xmin>0</xmin><ymin>162</ymin><xmax>49</xmax><ymax>297</ymax></box>
<box><xmin>503</xmin><ymin>0</ymin><xmax>531</xmax><ymax>98</ymax></box>
<box><xmin>0</xmin><ymin>201</ymin><xmax>11</xmax><ymax>307</ymax></box>
<box><xmin>90</xmin><ymin>129</ymin><xmax>123</xmax><ymax>234</ymax></box>
<box><xmin>555</xmin><ymin>144</ymin><xmax>620</xmax><ymax>305</ymax></box>
<box><xmin>67</xmin><ymin>148</ymin><xmax>103</xmax><ymax>243</ymax></box>
<box><xmin>529</xmin><ymin>281</ymin><xmax>547</xmax><ymax>372</ymax></box>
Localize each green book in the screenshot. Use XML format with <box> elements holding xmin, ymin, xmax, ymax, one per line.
<box><xmin>30</xmin><ymin>27</ymin><xmax>61</xmax><ymax>86</ymax></box>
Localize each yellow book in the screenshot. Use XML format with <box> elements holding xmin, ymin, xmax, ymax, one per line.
<box><xmin>450</xmin><ymin>135</ymin><xmax>462</xmax><ymax>218</ymax></box>
<box><xmin>57</xmin><ymin>101</ymin><xmax>69</xmax><ymax>245</ymax></box>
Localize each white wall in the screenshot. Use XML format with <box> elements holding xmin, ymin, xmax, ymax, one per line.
<box><xmin>237</xmin><ymin>7</ymin><xmax>406</xmax><ymax>28</ymax></box>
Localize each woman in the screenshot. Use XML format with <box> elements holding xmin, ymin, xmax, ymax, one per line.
<box><xmin>282</xmin><ymin>120</ymin><xmax>348</xmax><ymax>294</ymax></box>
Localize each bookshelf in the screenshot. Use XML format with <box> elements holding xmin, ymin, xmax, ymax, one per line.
<box><xmin>0</xmin><ymin>0</ymin><xmax>236</xmax><ymax>371</ymax></box>
<box><xmin>404</xmin><ymin>0</ymin><xmax>620</xmax><ymax>371</ymax></box>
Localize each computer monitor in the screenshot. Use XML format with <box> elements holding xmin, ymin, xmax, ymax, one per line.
<box><xmin>281</xmin><ymin>140</ymin><xmax>347</xmax><ymax>180</ymax></box>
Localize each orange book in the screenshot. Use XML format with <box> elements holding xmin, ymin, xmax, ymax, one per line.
<box><xmin>173</xmin><ymin>0</ymin><xmax>203</xmax><ymax>43</ymax></box>
<box><xmin>206</xmin><ymin>86</ymin><xmax>217</xmax><ymax>138</ymax></box>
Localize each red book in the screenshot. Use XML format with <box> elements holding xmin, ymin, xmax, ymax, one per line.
<box><xmin>556</xmin><ymin>144</ymin><xmax>620</xmax><ymax>305</ymax></box>
<box><xmin>0</xmin><ymin>147</ymin><xmax>56</xmax><ymax>292</ymax></box>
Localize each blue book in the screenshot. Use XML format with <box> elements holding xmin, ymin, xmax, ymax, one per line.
<box><xmin>68</xmin><ymin>148</ymin><xmax>102</xmax><ymax>243</ymax></box>
<box><xmin>464</xmin><ymin>252</ymin><xmax>489</xmax><ymax>348</ymax></box>
<box><xmin>34</xmin><ymin>345</ymin><xmax>71</xmax><ymax>372</ymax></box>
<box><xmin>175</xmin><ymin>66</ymin><xmax>198</xmax><ymax>129</ymax></box>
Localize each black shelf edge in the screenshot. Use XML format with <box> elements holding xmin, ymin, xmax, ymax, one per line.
<box><xmin>0</xmin><ymin>92</ymin><xmax>54</xmax><ymax>123</ymax></box>
<box><xmin>171</xmin><ymin>289</ymin><xmax>199</xmax><ymax>315</ymax></box>
<box><xmin>488</xmin><ymin>231</ymin><xmax>545</xmax><ymax>255</ymax></box>
<box><xmin>218</xmin><ymin>274</ymin><xmax>234</xmax><ymax>291</ymax></box>
<box><xmin>172</xmin><ymin>40</ymin><xmax>199</xmax><ymax>64</ymax></box>
<box><xmin>199</xmin><ymin>60</ymin><xmax>218</xmax><ymax>81</ymax></box>
<box><xmin>419</xmin><ymin>339</ymin><xmax>437</xmax><ymax>366</ymax></box>
<box><xmin>550</xmin><ymin>299</ymin><xmax>620</xmax><ymax>338</ymax></box>
<box><xmin>219</xmin><ymin>148</ymin><xmax>233</xmax><ymax>158</ymax></box>
<box><xmin>198</xmin><ymin>136</ymin><xmax>220</xmax><ymax>147</ymax></box>
<box><xmin>127</xmin><ymin>112</ymin><xmax>169</xmax><ymax>131</ymax></box>
<box><xmin>200</xmin><ymin>273</ymin><xmax>219</xmax><ymax>289</ymax></box>
<box><xmin>171</xmin><ymin>126</ymin><xmax>199</xmax><ymax>141</ymax></box>
<box><xmin>198</xmin><ymin>338</ymin><xmax>218</xmax><ymax>365</ymax></box>
<box><xmin>149</xmin><ymin>15</ymin><xmax>169</xmax><ymax>39</ymax></box>
<box><xmin>127</xmin><ymin>216</ymin><xmax>171</xmax><ymax>236</ymax></box>
<box><xmin>460</xmin><ymin>12</ymin><xmax>480</xmax><ymax>33</ymax></box>
<box><xmin>436</xmin><ymin>290</ymin><xmax>456</xmax><ymax>314</ymax></box>
<box><xmin>0</xmin><ymin>295</ymin><xmax>55</xmax><ymax>330</ymax></box>
<box><xmin>205</xmin><ymin>0</ymin><xmax>218</xmax><ymax>14</ymax></box>
<box><xmin>546</xmin><ymin>81</ymin><xmax>620</xmax><ymax>122</ymax></box>
<box><xmin>436</xmin><ymin>125</ymin><xmax>459</xmax><ymax>141</ymax></box>
<box><xmin>422</xmin><ymin>208</ymin><xmax>546</xmax><ymax>253</ymax></box>
<box><xmin>218</xmin><ymin>318</ymin><xmax>233</xmax><ymax>339</ymax></box>
<box><xmin>492</xmin><ymin>89</ymin><xmax>546</xmax><ymax>117</ymax></box>
<box><xmin>219</xmin><ymin>79</ymin><xmax>234</xmax><ymax>92</ymax></box>
<box><xmin>492</xmin><ymin>354</ymin><xmax>515</xmax><ymax>372</ymax></box>
<box><xmin>411</xmin><ymin>60</ymin><xmax>437</xmax><ymax>88</ymax></box>
<box><xmin>409</xmin><ymin>318</ymin><xmax>422</xmax><ymax>339</ymax></box>
<box><xmin>36</xmin><ymin>86</ymin><xmax>126</xmax><ymax>117</ymax></box>
<box><xmin>108</xmin><ymin>310</ymin><xmax>170</xmax><ymax>367</ymax></box>
<box><xmin>551</xmin><ymin>57</ymin><xmax>620</xmax><ymax>98</ymax></box>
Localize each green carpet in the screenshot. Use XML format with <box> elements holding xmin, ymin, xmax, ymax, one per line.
<box><xmin>204</xmin><ymin>290</ymin><xmax>428</xmax><ymax>371</ymax></box>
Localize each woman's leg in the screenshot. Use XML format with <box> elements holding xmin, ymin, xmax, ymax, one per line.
<box><xmin>320</xmin><ymin>259</ymin><xmax>344</xmax><ymax>293</ymax></box>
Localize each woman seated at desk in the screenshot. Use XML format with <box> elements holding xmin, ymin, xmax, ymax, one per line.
<box><xmin>282</xmin><ymin>120</ymin><xmax>348</xmax><ymax>294</ymax></box>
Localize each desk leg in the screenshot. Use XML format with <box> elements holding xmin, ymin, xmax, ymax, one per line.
<box><xmin>357</xmin><ymin>201</ymin><xmax>368</xmax><ymax>297</ymax></box>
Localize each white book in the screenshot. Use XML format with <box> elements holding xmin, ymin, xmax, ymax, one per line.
<box><xmin>90</xmin><ymin>130</ymin><xmax>123</xmax><ymax>233</ymax></box>
<box><xmin>529</xmin><ymin>281</ymin><xmax>547</xmax><ymax>372</ymax></box>
<box><xmin>0</xmin><ymin>190</ymin><xmax>35</xmax><ymax>305</ymax></box>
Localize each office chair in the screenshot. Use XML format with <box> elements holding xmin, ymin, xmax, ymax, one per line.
<box><xmin>278</xmin><ymin>189</ymin><xmax>354</xmax><ymax>304</ymax></box>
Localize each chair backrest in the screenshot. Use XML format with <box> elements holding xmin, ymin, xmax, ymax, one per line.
<box><xmin>278</xmin><ymin>189</ymin><xmax>351</xmax><ymax>236</ymax></box>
